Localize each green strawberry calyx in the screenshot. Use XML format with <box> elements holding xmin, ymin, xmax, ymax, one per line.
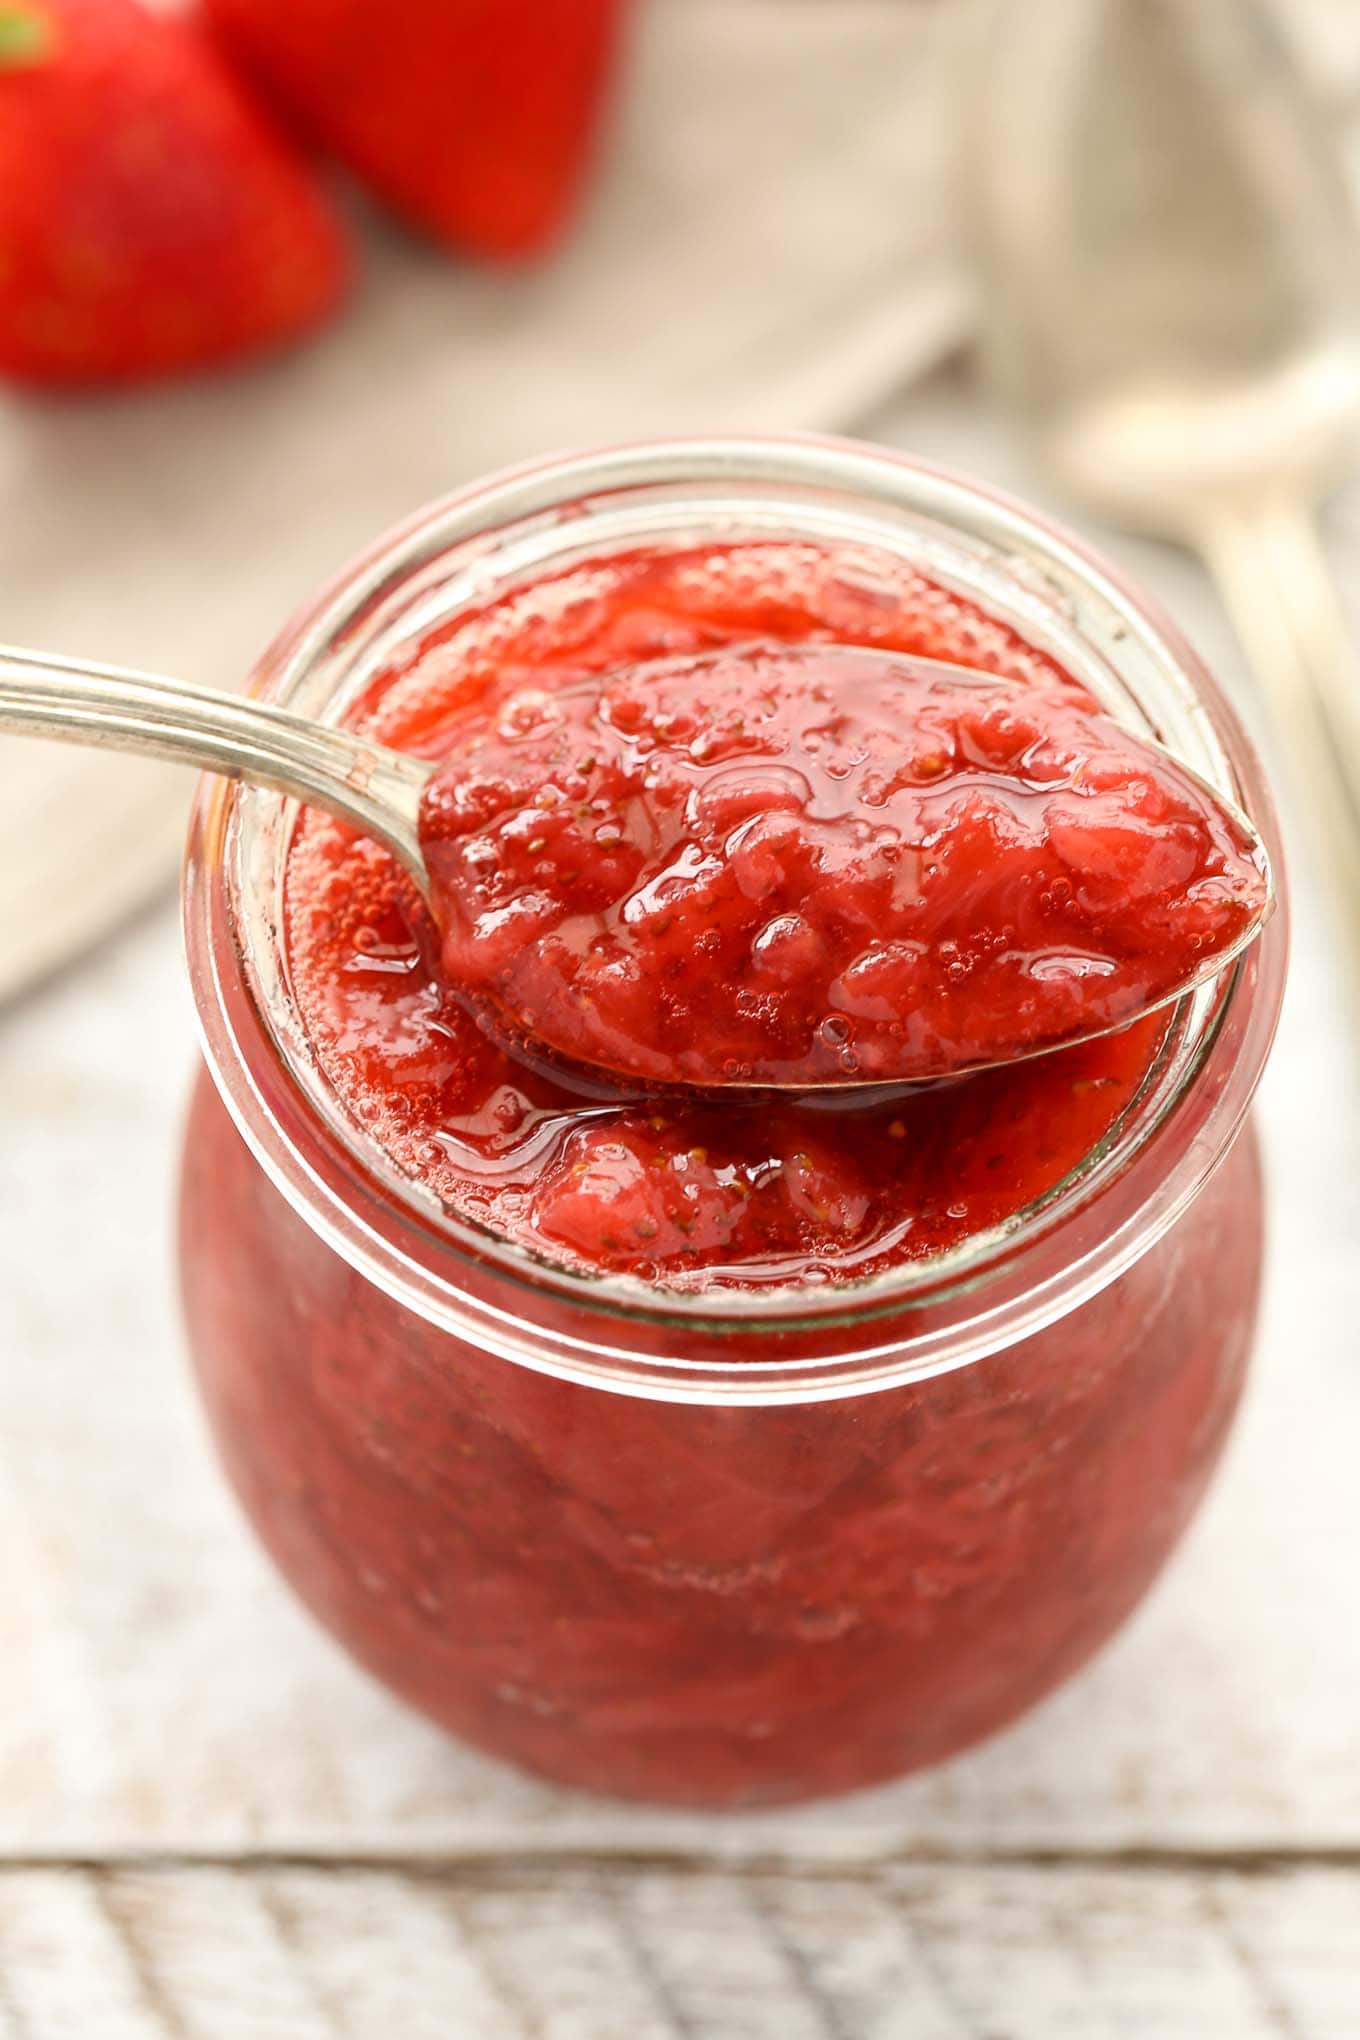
<box><xmin>0</xmin><ymin>4</ymin><xmax>54</xmax><ymax>67</ymax></box>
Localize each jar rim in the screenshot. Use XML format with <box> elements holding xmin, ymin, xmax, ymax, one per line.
<box><xmin>182</xmin><ymin>434</ymin><xmax>1287</xmax><ymax>1402</ymax></box>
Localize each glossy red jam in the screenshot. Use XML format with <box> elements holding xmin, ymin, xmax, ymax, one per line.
<box><xmin>419</xmin><ymin>638</ymin><xmax>1266</xmax><ymax>1090</ymax></box>
<box><xmin>179</xmin><ymin>520</ymin><xmax>1275</xmax><ymax>1806</ymax></box>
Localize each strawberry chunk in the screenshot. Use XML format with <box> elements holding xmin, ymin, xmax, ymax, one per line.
<box><xmin>0</xmin><ymin>0</ymin><xmax>347</xmax><ymax>386</ymax></box>
<box><xmin>205</xmin><ymin>0</ymin><xmax>627</xmax><ymax>260</ymax></box>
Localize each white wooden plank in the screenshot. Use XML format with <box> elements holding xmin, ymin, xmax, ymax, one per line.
<box><xmin>451</xmin><ymin>1880</ymin><xmax>679</xmax><ymax>2040</ymax></box>
<box><xmin>609</xmin><ymin>1871</ymin><xmax>835</xmax><ymax>2040</ymax></box>
<box><xmin>1208</xmin><ymin>1868</ymin><xmax>1360</xmax><ymax>2040</ymax></box>
<box><xmin>880</xmin><ymin>1865</ymin><xmax>1278</xmax><ymax>2040</ymax></box>
<box><xmin>0</xmin><ymin>1865</ymin><xmax>1356</xmax><ymax>2040</ymax></box>
<box><xmin>245</xmin><ymin>1871</ymin><xmax>523</xmax><ymax>2040</ymax></box>
<box><xmin>0</xmin><ymin>1873</ymin><xmax>167</xmax><ymax>2040</ymax></box>
<box><xmin>95</xmin><ymin>1869</ymin><xmax>339</xmax><ymax>2040</ymax></box>
<box><xmin>748</xmin><ymin>1877</ymin><xmax>973</xmax><ymax>2040</ymax></box>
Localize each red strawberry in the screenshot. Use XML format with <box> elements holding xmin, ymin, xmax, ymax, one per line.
<box><xmin>0</xmin><ymin>0</ymin><xmax>349</xmax><ymax>386</ymax></box>
<box><xmin>204</xmin><ymin>0</ymin><xmax>627</xmax><ymax>261</ymax></box>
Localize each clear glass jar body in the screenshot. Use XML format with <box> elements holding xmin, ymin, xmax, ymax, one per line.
<box><xmin>178</xmin><ymin>439</ymin><xmax>1285</xmax><ymax>1807</ymax></box>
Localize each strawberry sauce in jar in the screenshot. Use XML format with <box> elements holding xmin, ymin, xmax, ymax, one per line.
<box><xmin>179</xmin><ymin>441</ymin><xmax>1285</xmax><ymax>1805</ymax></box>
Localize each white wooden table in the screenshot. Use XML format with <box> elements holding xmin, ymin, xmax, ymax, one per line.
<box><xmin>4</xmin><ymin>379</ymin><xmax>1360</xmax><ymax>2037</ymax></box>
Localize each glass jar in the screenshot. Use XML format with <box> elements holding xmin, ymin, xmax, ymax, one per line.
<box><xmin>178</xmin><ymin>437</ymin><xmax>1286</xmax><ymax>1808</ymax></box>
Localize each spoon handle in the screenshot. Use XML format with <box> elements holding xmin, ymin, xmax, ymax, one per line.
<box><xmin>1195</xmin><ymin>496</ymin><xmax>1360</xmax><ymax>990</ymax></box>
<box><xmin>0</xmin><ymin>645</ymin><xmax>431</xmax><ymax>884</ymax></box>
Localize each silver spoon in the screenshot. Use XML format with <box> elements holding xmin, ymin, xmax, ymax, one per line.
<box><xmin>0</xmin><ymin>640</ymin><xmax>1273</xmax><ymax>1091</ymax></box>
<box><xmin>971</xmin><ymin>0</ymin><xmax>1360</xmax><ymax>967</ymax></box>
<box><xmin>0</xmin><ymin>645</ymin><xmax>434</xmax><ymax>890</ymax></box>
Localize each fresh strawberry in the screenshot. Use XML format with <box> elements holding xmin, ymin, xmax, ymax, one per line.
<box><xmin>0</xmin><ymin>0</ymin><xmax>348</xmax><ymax>386</ymax></box>
<box><xmin>204</xmin><ymin>0</ymin><xmax>627</xmax><ymax>261</ymax></box>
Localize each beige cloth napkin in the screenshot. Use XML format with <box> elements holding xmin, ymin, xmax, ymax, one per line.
<box><xmin>3</xmin><ymin>0</ymin><xmax>1357</xmax><ymax>1001</ymax></box>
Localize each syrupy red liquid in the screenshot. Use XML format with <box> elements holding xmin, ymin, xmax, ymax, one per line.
<box><xmin>179</xmin><ymin>536</ymin><xmax>1267</xmax><ymax>1804</ymax></box>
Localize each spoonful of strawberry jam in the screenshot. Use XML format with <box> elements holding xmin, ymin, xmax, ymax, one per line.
<box><xmin>418</xmin><ymin>642</ymin><xmax>1272</xmax><ymax>1089</ymax></box>
<box><xmin>0</xmin><ymin>636</ymin><xmax>1271</xmax><ymax>1090</ymax></box>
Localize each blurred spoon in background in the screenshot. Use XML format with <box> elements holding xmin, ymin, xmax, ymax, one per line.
<box><xmin>972</xmin><ymin>0</ymin><xmax>1360</xmax><ymax>978</ymax></box>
